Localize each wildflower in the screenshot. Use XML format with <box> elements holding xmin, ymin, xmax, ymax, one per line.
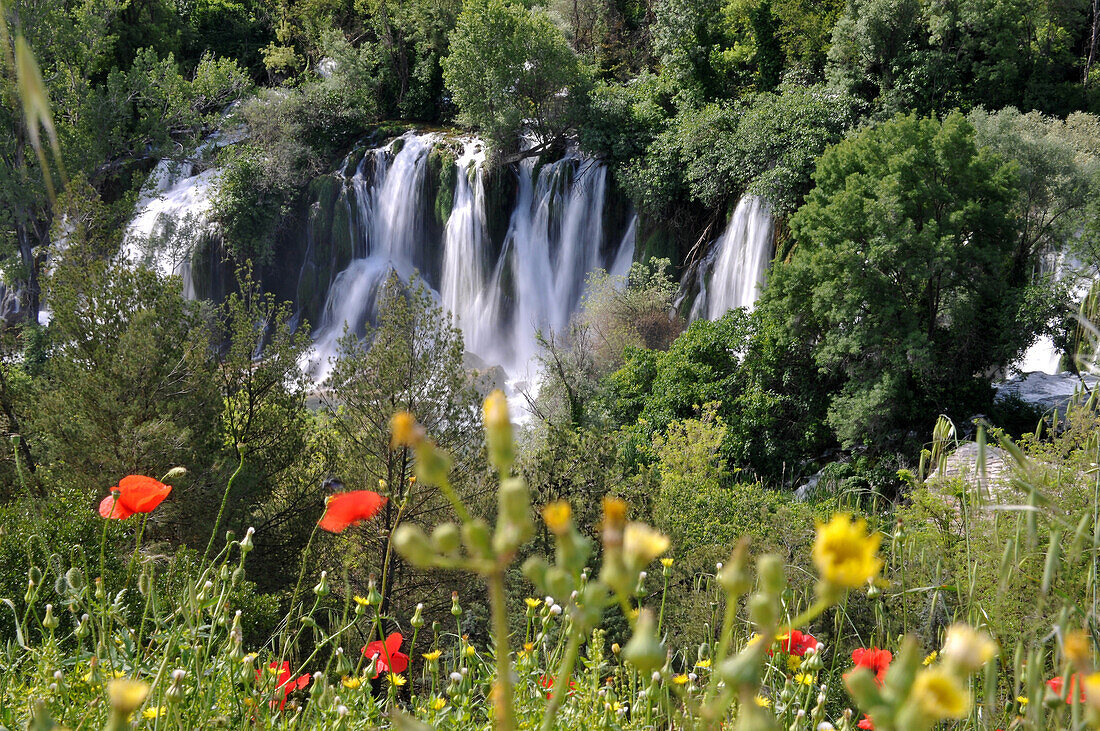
<box><xmin>1015</xmin><ymin>695</ymin><xmax>1029</xmax><ymax>706</ymax></box>
<box><xmin>319</xmin><ymin>491</ymin><xmax>387</xmax><ymax>533</ymax></box>
<box><xmin>362</xmin><ymin>633</ymin><xmax>409</xmax><ymax>677</ymax></box>
<box><xmin>602</xmin><ymin>497</ymin><xmax>628</xmax><ymax>548</ymax></box>
<box><xmin>941</xmin><ymin>624</ymin><xmax>997</xmax><ymax>672</ymax></box>
<box><xmin>430</xmin><ymin>697</ymin><xmax>447</xmax><ymax>711</ymax></box>
<box><xmin>98</xmin><ymin>476</ymin><xmax>172</xmax><ymax>519</ymax></box>
<box><xmin>672</xmin><ymin>674</ymin><xmax>690</xmax><ymax>685</ymax></box>
<box><xmin>341</xmin><ymin>676</ymin><xmax>361</xmax><ymax>690</ymax></box>
<box><xmin>661</xmin><ymin>557</ymin><xmax>674</xmax><ymax>568</ymax></box>
<box><xmin>388</xmin><ymin>673</ymin><xmax>407</xmax><ymax>687</ymax></box>
<box><xmin>1083</xmin><ymin>673</ymin><xmax>1100</xmax><ymax>711</ymax></box>
<box><xmin>1065</xmin><ymin>631</ymin><xmax>1092</xmax><ymax>669</ymax></box>
<box><xmin>911</xmin><ymin>667</ymin><xmax>969</xmax><ymax>720</ymax></box>
<box><xmin>851</xmin><ymin>647</ymin><xmax>892</xmax><ymax>686</ymax></box>
<box><xmin>107</xmin><ymin>679</ymin><xmax>149</xmax><ymax>714</ymax></box>
<box><xmin>1048</xmin><ymin>674</ymin><xmax>1087</xmax><ymax>704</ymax></box>
<box><xmin>812</xmin><ymin>514</ymin><xmax>883</xmax><ymax>588</ymax></box>
<box><xmin>390</xmin><ymin>412</ymin><xmax>423</xmax><ymax>448</ymax></box>
<box><xmin>623</xmin><ymin>522</ymin><xmax>670</xmax><ymax>565</ymax></box>
<box><xmin>857</xmin><ymin>715</ymin><xmax>874</xmax><ymax>730</ymax></box>
<box><xmin>788</xmin><ymin>655</ymin><xmax>802</xmax><ymax>672</ymax></box>
<box><xmin>775</xmin><ymin>630</ymin><xmax>819</xmax><ymax>657</ymax></box>
<box><xmin>422</xmin><ymin>650</ymin><xmax>442</xmax><ymax>662</ymax></box>
<box><xmin>255</xmin><ymin>661</ymin><xmax>310</xmax><ymax>711</ymax></box>
<box><xmin>142</xmin><ymin>706</ymin><xmax>166</xmax><ymax>719</ymax></box>
<box><xmin>539</xmin><ymin>674</ymin><xmax>576</xmax><ymax>699</ymax></box>
<box><xmin>524</xmin><ymin>597</ymin><xmax>542</xmax><ymax>609</ymax></box>
<box><xmin>754</xmin><ymin>695</ymin><xmax>771</xmax><ymax>708</ymax></box>
<box><xmin>795</xmin><ymin>673</ymin><xmax>815</xmax><ymax>686</ymax></box>
<box><xmin>695</xmin><ymin>658</ymin><xmax>712</xmax><ymax>669</ymax></box>
<box><xmin>542</xmin><ymin>501</ymin><xmax>572</xmax><ymax>536</ymax></box>
<box><xmin>923</xmin><ymin>651</ymin><xmax>938</xmax><ymax>666</ymax></box>
<box><xmin>353</xmin><ymin>595</ymin><xmax>369</xmax><ymax>607</ymax></box>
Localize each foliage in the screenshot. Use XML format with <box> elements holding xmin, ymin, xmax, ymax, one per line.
<box><xmin>442</xmin><ymin>0</ymin><xmax>591</xmax><ymax>155</ymax></box>
<box><xmin>764</xmin><ymin>112</ymin><xmax>1061</xmax><ymax>449</ymax></box>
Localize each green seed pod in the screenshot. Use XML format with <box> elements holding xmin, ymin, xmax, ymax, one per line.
<box><xmin>313</xmin><ymin>571</ymin><xmax>330</xmax><ymax>597</ymax></box>
<box><xmin>392</xmin><ymin>524</ymin><xmax>436</xmax><ymax>567</ymax></box>
<box><xmin>65</xmin><ymin>567</ymin><xmax>85</xmax><ymax>594</ymax></box>
<box><xmin>483</xmin><ymin>390</ymin><xmax>515</xmax><ymax>474</ymax></box>
<box><xmin>431</xmin><ymin>523</ymin><xmax>462</xmax><ymax>556</ymax></box>
<box><xmin>1041</xmin><ymin>530</ymin><xmax>1061</xmax><ymax>597</ymax></box>
<box><xmin>462</xmin><ymin>518</ymin><xmax>493</xmax><ymax>560</ymax></box>
<box><xmin>451</xmin><ymin>591</ymin><xmax>462</xmax><ymax>617</ymax></box>
<box><xmin>757</xmin><ymin>555</ymin><xmax>785</xmax><ymax>597</ymax></box>
<box><xmin>42</xmin><ymin>603</ymin><xmax>58</xmax><ymax>630</ymax></box>
<box><xmin>622</xmin><ymin>610</ymin><xmax>665</xmax><ymax>675</ymax></box>
<box><xmin>414</xmin><ymin>440</ymin><xmax>452</xmax><ymax>487</ymax></box>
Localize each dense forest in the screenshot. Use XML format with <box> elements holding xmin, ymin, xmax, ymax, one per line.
<box><xmin>2</xmin><ymin>0</ymin><xmax>1100</xmax><ymax>729</ymax></box>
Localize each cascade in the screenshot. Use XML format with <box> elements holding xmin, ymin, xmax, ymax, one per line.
<box><xmin>303</xmin><ymin>132</ymin><xmax>635</xmax><ymax>384</ymax></box>
<box><xmin>691</xmin><ymin>195</ymin><xmax>774</xmax><ymax>320</ymax></box>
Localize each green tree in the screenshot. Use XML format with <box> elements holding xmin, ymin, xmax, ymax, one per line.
<box><xmin>764</xmin><ymin>112</ymin><xmax>1059</xmax><ymax>449</ymax></box>
<box><xmin>321</xmin><ymin>274</ymin><xmax>484</xmax><ymax>613</ymax></box>
<box><xmin>442</xmin><ymin>0</ymin><xmax>590</xmax><ymax>157</ymax></box>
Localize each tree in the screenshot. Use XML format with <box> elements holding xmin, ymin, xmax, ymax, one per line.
<box><xmin>321</xmin><ymin>273</ymin><xmax>485</xmax><ymax>614</ymax></box>
<box><xmin>442</xmin><ymin>0</ymin><xmax>590</xmax><ymax>157</ymax></box>
<box><xmin>763</xmin><ymin>112</ymin><xmax>1060</xmax><ymax>449</ymax></box>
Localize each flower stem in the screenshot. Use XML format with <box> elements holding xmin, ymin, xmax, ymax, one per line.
<box><xmin>488</xmin><ymin>568</ymin><xmax>515</xmax><ymax>731</ymax></box>
<box><xmin>202</xmin><ymin>449</ymin><xmax>245</xmax><ymax>566</ymax></box>
<box><xmin>541</xmin><ymin>617</ymin><xmax>583</xmax><ymax>731</ymax></box>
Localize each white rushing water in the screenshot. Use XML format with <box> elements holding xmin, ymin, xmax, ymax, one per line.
<box><xmin>692</xmin><ymin>195</ymin><xmax>775</xmax><ymax>320</ymax></box>
<box><xmin>304</xmin><ymin>132</ymin><xmax>635</xmax><ymax>386</ymax></box>
<box><xmin>124</xmin><ymin>157</ymin><xmax>219</xmax><ymax>299</ymax></box>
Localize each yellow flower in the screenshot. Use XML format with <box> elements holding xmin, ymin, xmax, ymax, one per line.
<box><xmin>794</xmin><ymin>673</ymin><xmax>815</xmax><ymax>686</ymax></box>
<box><xmin>1066</xmin><ymin>631</ymin><xmax>1092</xmax><ymax>669</ymax></box>
<box><xmin>754</xmin><ymin>695</ymin><xmax>772</xmax><ymax>708</ymax></box>
<box><xmin>390</xmin><ymin>411</ymin><xmax>423</xmax><ymax>448</ymax></box>
<box><xmin>523</xmin><ymin>643</ymin><xmax>535</xmax><ymax>653</ymax></box>
<box><xmin>911</xmin><ymin>668</ymin><xmax>969</xmax><ymax>720</ymax></box>
<box><xmin>341</xmin><ymin>676</ymin><xmax>362</xmax><ymax>690</ymax></box>
<box><xmin>623</xmin><ymin>522</ymin><xmax>670</xmax><ymax>565</ymax></box>
<box><xmin>1015</xmin><ymin>695</ymin><xmax>1029</xmax><ymax>706</ymax></box>
<box><xmin>388</xmin><ymin>673</ymin><xmax>407</xmax><ymax>687</ymax></box>
<box><xmin>1084</xmin><ymin>673</ymin><xmax>1100</xmax><ymax>712</ymax></box>
<box><xmin>524</xmin><ymin>597</ymin><xmax>542</xmax><ymax>609</ymax></box>
<box><xmin>107</xmin><ymin>679</ymin><xmax>149</xmax><ymax>714</ymax></box>
<box><xmin>483</xmin><ymin>390</ymin><xmax>510</xmax><ymax>428</ymax></box>
<box><xmin>787</xmin><ymin>655</ymin><xmax>802</xmax><ymax>673</ymax></box>
<box><xmin>695</xmin><ymin>658</ymin><xmax>712</xmax><ymax>669</ymax></box>
<box><xmin>672</xmin><ymin>674</ymin><xmax>690</xmax><ymax>685</ymax></box>
<box><xmin>353</xmin><ymin>595</ymin><xmax>369</xmax><ymax>607</ymax></box>
<box><xmin>812</xmin><ymin>514</ymin><xmax>883</xmax><ymax>588</ymax></box>
<box><xmin>430</xmin><ymin>697</ymin><xmax>447</xmax><ymax>711</ymax></box>
<box><xmin>923</xmin><ymin>651</ymin><xmax>938</xmax><ymax>666</ymax></box>
<box><xmin>661</xmin><ymin>557</ymin><xmax>674</xmax><ymax>568</ymax></box>
<box><xmin>542</xmin><ymin>501</ymin><xmax>572</xmax><ymax>536</ymax></box>
<box><xmin>942</xmin><ymin>624</ymin><xmax>997</xmax><ymax>672</ymax></box>
<box><xmin>142</xmin><ymin>706</ymin><xmax>166</xmax><ymax>720</ymax></box>
<box><xmin>422</xmin><ymin>650</ymin><xmax>442</xmax><ymax>662</ymax></box>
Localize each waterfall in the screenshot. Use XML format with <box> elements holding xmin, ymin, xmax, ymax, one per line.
<box><xmin>692</xmin><ymin>196</ymin><xmax>775</xmax><ymax>320</ymax></box>
<box><xmin>304</xmin><ymin>135</ymin><xmax>633</xmax><ymax>385</ymax></box>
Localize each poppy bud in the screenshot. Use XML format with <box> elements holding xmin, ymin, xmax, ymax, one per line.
<box><xmin>623</xmin><ymin>609</ymin><xmax>665</xmax><ymax>674</ymax></box>
<box><xmin>483</xmin><ymin>390</ymin><xmax>514</xmax><ymax>473</ymax></box>
<box><xmin>231</xmin><ymin>567</ymin><xmax>244</xmax><ymax>588</ymax></box>
<box><xmin>748</xmin><ymin>594</ymin><xmax>778</xmax><ymax>629</ymax></box>
<box><xmin>495</xmin><ymin>477</ymin><xmax>533</xmax><ymax>550</ymax></box>
<box><xmin>163</xmin><ymin>466</ymin><xmax>188</xmax><ymax>482</ymax></box>
<box><xmin>431</xmin><ymin>523</ymin><xmax>461</xmax><ymax>555</ymax></box>
<box><xmin>717</xmin><ymin>643</ymin><xmax>766</xmax><ymax>687</ymax></box>
<box><xmin>65</xmin><ymin>567</ymin><xmax>85</xmax><ymax>593</ymax></box>
<box><xmin>393</xmin><ymin>524</ymin><xmax>435</xmax><ymax>567</ymax></box>
<box><xmin>410</xmin><ymin>603</ymin><xmax>424</xmax><ymax>629</ymax></box>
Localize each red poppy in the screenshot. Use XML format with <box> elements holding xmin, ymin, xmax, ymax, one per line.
<box><xmin>98</xmin><ymin>475</ymin><xmax>172</xmax><ymax>520</ymax></box>
<box><xmin>255</xmin><ymin>660</ymin><xmax>310</xmax><ymax>710</ymax></box>
<box><xmin>539</xmin><ymin>673</ymin><xmax>576</xmax><ymax>699</ymax></box>
<box><xmin>1048</xmin><ymin>674</ymin><xmax>1086</xmax><ymax>704</ymax></box>
<box><xmin>362</xmin><ymin>632</ymin><xmax>409</xmax><ymax>677</ymax></box>
<box><xmin>776</xmin><ymin>630</ymin><xmax>819</xmax><ymax>656</ymax></box>
<box><xmin>319</xmin><ymin>490</ymin><xmax>387</xmax><ymax>533</ymax></box>
<box><xmin>858</xmin><ymin>714</ymin><xmax>875</xmax><ymax>730</ymax></box>
<box><xmin>851</xmin><ymin>647</ymin><xmax>893</xmax><ymax>686</ymax></box>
